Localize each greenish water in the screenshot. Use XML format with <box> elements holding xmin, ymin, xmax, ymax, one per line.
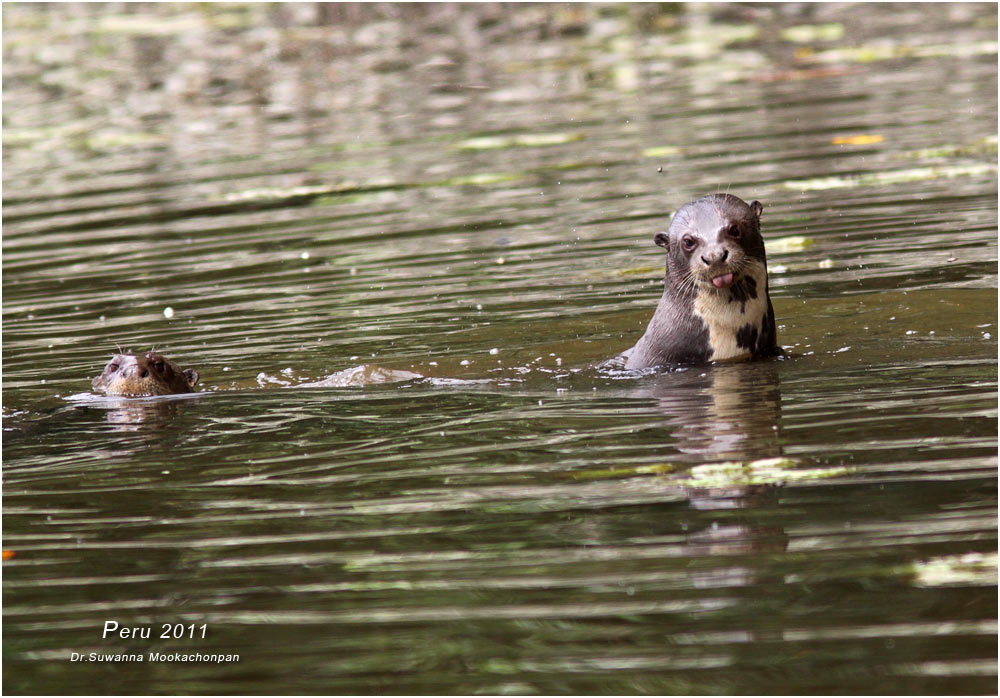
<box><xmin>3</xmin><ymin>3</ymin><xmax>997</xmax><ymax>695</ymax></box>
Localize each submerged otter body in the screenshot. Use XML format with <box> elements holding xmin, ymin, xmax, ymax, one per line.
<box><xmin>92</xmin><ymin>352</ymin><xmax>199</xmax><ymax>397</ymax></box>
<box><xmin>618</xmin><ymin>194</ymin><xmax>780</xmax><ymax>370</ymax></box>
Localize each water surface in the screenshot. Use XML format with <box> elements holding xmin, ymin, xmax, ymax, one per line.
<box><xmin>3</xmin><ymin>3</ymin><xmax>997</xmax><ymax>695</ymax></box>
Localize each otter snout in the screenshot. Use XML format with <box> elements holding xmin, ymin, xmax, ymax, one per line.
<box><xmin>113</xmin><ymin>356</ymin><xmax>148</xmax><ymax>380</ymax></box>
<box><xmin>698</xmin><ymin>244</ymin><xmax>741</xmax><ymax>289</ymax></box>
<box><xmin>700</xmin><ymin>248</ymin><xmax>729</xmax><ymax>266</ymax></box>
<box><xmin>118</xmin><ymin>361</ymin><xmax>145</xmax><ymax>379</ymax></box>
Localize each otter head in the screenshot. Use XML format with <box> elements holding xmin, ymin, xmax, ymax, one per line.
<box><xmin>92</xmin><ymin>351</ymin><xmax>199</xmax><ymax>397</ymax></box>
<box><xmin>654</xmin><ymin>193</ymin><xmax>766</xmax><ymax>296</ymax></box>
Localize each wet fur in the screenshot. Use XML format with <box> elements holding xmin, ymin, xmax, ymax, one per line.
<box><xmin>620</xmin><ymin>194</ymin><xmax>780</xmax><ymax>369</ymax></box>
<box><xmin>92</xmin><ymin>351</ymin><xmax>199</xmax><ymax>397</ymax></box>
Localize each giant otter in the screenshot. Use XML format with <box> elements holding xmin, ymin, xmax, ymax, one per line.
<box><xmin>90</xmin><ymin>196</ymin><xmax>779</xmax><ymax>393</ymax></box>
<box><xmin>92</xmin><ymin>351</ymin><xmax>199</xmax><ymax>397</ymax></box>
<box><xmin>615</xmin><ymin>194</ymin><xmax>781</xmax><ymax>369</ymax></box>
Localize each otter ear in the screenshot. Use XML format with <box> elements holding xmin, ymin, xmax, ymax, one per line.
<box><xmin>750</xmin><ymin>200</ymin><xmax>763</xmax><ymax>218</ymax></box>
<box><xmin>653</xmin><ymin>232</ymin><xmax>670</xmax><ymax>249</ymax></box>
<box><xmin>184</xmin><ymin>369</ymin><xmax>199</xmax><ymax>387</ymax></box>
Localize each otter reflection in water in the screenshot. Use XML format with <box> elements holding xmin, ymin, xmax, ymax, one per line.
<box><xmin>630</xmin><ymin>361</ymin><xmax>784</xmax><ymax>464</ymax></box>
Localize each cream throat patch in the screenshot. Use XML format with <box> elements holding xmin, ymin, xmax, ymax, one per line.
<box><xmin>692</xmin><ymin>260</ymin><xmax>769</xmax><ymax>362</ymax></box>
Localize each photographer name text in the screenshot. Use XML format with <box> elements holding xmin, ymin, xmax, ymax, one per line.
<box><xmin>68</xmin><ymin>620</ymin><xmax>239</xmax><ymax>663</ymax></box>
<box><xmin>71</xmin><ymin>651</ymin><xmax>239</xmax><ymax>663</ymax></box>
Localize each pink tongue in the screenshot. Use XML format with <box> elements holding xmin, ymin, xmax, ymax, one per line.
<box><xmin>712</xmin><ymin>273</ymin><xmax>734</xmax><ymax>289</ymax></box>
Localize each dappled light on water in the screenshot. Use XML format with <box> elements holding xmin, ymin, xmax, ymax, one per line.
<box><xmin>3</xmin><ymin>3</ymin><xmax>996</xmax><ymax>694</ymax></box>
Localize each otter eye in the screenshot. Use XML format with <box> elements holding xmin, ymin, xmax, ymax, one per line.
<box><xmin>153</xmin><ymin>361</ymin><xmax>165</xmax><ymax>373</ymax></box>
<box><xmin>727</xmin><ymin>224</ymin><xmax>741</xmax><ymax>239</ymax></box>
<box><xmin>108</xmin><ymin>363</ymin><xmax>119</xmax><ymax>373</ymax></box>
<box><xmin>681</xmin><ymin>235</ymin><xmax>697</xmax><ymax>252</ymax></box>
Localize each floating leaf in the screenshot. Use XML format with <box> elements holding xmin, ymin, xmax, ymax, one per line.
<box><xmin>784</xmin><ymin>163</ymin><xmax>996</xmax><ymax>191</ymax></box>
<box><xmin>570</xmin><ymin>457</ymin><xmax>848</xmax><ymax>488</ymax></box>
<box><xmin>768</xmin><ymin>236</ymin><xmax>815</xmax><ymax>253</ymax></box>
<box><xmin>2</xmin><ymin>120</ymin><xmax>95</xmax><ymax>147</ymax></box>
<box><xmin>768</xmin><ymin>258</ymin><xmax>835</xmax><ymax>274</ymax></box>
<box><xmin>454</xmin><ymin>137</ymin><xmax>507</xmax><ymax>151</ymax></box>
<box><xmin>780</xmin><ymin>23</ymin><xmax>845</xmax><ymax>43</ymax></box>
<box><xmin>455</xmin><ymin>132</ymin><xmax>583</xmax><ymax>151</ymax></box>
<box><xmin>441</xmin><ymin>172</ymin><xmax>523</xmax><ymax>187</ymax></box>
<box><xmin>679</xmin><ymin>457</ymin><xmax>850</xmax><ymax>488</ymax></box>
<box><xmin>514</xmin><ymin>133</ymin><xmax>583</xmax><ymax>147</ymax></box>
<box><xmin>808</xmin><ymin>40</ymin><xmax>997</xmax><ymax>64</ymax></box>
<box><xmin>642</xmin><ymin>146</ymin><xmax>682</xmax><ymax>158</ymax></box>
<box><xmin>96</xmin><ymin>14</ymin><xmax>205</xmax><ymax>36</ymax></box>
<box><xmin>218</xmin><ymin>179</ymin><xmax>399</xmax><ymax>203</ymax></box>
<box><xmin>901</xmin><ymin>136</ymin><xmax>998</xmax><ymax>160</ymax></box>
<box><xmin>568</xmin><ymin>463</ymin><xmax>674</xmax><ymax>481</ymax></box>
<box><xmin>832</xmin><ymin>134</ymin><xmax>884</xmax><ymax>146</ymax></box>
<box><xmin>912</xmin><ymin>553</ymin><xmax>998</xmax><ymax>587</ymax></box>
<box><xmin>220</xmin><ymin>184</ymin><xmax>349</xmax><ymax>202</ymax></box>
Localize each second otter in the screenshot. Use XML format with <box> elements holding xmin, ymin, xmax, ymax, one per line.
<box><xmin>617</xmin><ymin>193</ymin><xmax>781</xmax><ymax>369</ymax></box>
<box><xmin>92</xmin><ymin>351</ymin><xmax>199</xmax><ymax>397</ymax></box>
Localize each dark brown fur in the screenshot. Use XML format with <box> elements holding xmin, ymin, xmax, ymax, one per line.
<box><xmin>92</xmin><ymin>352</ymin><xmax>199</xmax><ymax>397</ymax></box>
